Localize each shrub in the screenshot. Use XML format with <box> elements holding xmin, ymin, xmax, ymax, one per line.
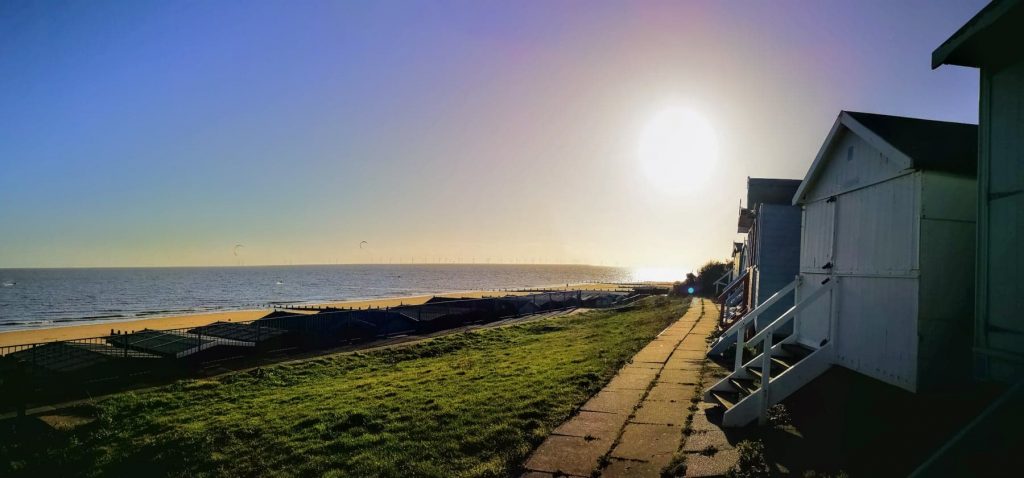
<box><xmin>728</xmin><ymin>440</ymin><xmax>770</xmax><ymax>478</ymax></box>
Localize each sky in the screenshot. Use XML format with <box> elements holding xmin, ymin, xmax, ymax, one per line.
<box><xmin>0</xmin><ymin>0</ymin><xmax>988</xmax><ymax>271</ymax></box>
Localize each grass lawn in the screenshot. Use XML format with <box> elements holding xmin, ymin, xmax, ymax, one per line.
<box><xmin>2</xmin><ymin>296</ymin><xmax>689</xmax><ymax>478</ymax></box>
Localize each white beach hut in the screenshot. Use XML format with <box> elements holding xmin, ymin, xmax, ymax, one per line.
<box><xmin>933</xmin><ymin>0</ymin><xmax>1024</xmax><ymax>384</ymax></box>
<box><xmin>706</xmin><ymin>111</ymin><xmax>978</xmax><ymax>426</ymax></box>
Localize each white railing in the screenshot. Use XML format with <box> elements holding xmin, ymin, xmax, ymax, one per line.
<box><xmin>712</xmin><ymin>269</ymin><xmax>734</xmax><ymax>295</ymax></box>
<box><xmin>732</xmin><ymin>277</ymin><xmax>837</xmax><ymax>423</ymax></box>
<box><xmin>717</xmin><ymin>277</ymin><xmax>799</xmax><ymax>359</ymax></box>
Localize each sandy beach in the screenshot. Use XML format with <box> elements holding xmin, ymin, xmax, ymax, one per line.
<box><xmin>0</xmin><ymin>283</ymin><xmax>634</xmax><ymax>348</ymax></box>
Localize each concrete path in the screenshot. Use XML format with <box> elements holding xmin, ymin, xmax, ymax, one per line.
<box><xmin>522</xmin><ymin>297</ymin><xmax>737</xmax><ymax>477</ymax></box>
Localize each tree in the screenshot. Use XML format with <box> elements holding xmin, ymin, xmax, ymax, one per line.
<box><xmin>695</xmin><ymin>260</ymin><xmax>732</xmax><ymax>297</ymax></box>
<box><xmin>670</xmin><ymin>273</ymin><xmax>699</xmax><ymax>297</ymax></box>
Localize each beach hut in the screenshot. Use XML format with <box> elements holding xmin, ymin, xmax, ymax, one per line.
<box><xmin>706</xmin><ymin>111</ymin><xmax>977</xmax><ymax>426</ymax></box>
<box><xmin>933</xmin><ymin>0</ymin><xmax>1024</xmax><ymax>383</ymax></box>
<box><xmin>713</xmin><ymin>178</ymin><xmax>802</xmax><ymax>347</ymax></box>
<box><xmin>897</xmin><ymin>4</ymin><xmax>1024</xmax><ymax>472</ymax></box>
<box><xmin>741</xmin><ymin>178</ymin><xmax>802</xmax><ymax>329</ymax></box>
<box><xmin>714</xmin><ymin>243</ymin><xmax>744</xmax><ymax>292</ymax></box>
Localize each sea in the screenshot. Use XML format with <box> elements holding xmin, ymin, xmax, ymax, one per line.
<box><xmin>0</xmin><ymin>264</ymin><xmax>638</xmax><ymax>332</ymax></box>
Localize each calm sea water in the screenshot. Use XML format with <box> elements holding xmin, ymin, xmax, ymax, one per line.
<box><xmin>0</xmin><ymin>264</ymin><xmax>633</xmax><ymax>331</ymax></box>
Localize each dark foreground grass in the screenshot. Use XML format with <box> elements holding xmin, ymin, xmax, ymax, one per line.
<box><xmin>2</xmin><ymin>296</ymin><xmax>688</xmax><ymax>478</ymax></box>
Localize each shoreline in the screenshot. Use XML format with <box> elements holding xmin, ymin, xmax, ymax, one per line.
<box><xmin>0</xmin><ymin>282</ymin><xmax>633</xmax><ymax>348</ymax></box>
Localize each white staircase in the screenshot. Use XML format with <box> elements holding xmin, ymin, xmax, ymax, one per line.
<box><xmin>704</xmin><ymin>276</ymin><xmax>838</xmax><ymax>427</ymax></box>
<box><xmin>708</xmin><ymin>278</ymin><xmax>798</xmax><ymax>357</ymax></box>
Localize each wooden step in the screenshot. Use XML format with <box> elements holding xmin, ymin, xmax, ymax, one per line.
<box><xmin>710</xmin><ymin>390</ymin><xmax>740</xmax><ymax>410</ymax></box>
<box><xmin>729</xmin><ymin>378</ymin><xmax>758</xmax><ymax>396</ymax></box>
<box><xmin>781</xmin><ymin>343</ymin><xmax>814</xmax><ymax>359</ymax></box>
<box><xmin>712</xmin><ymin>343</ymin><xmax>757</xmax><ymax>364</ymax></box>
<box><xmin>772</xmin><ymin>355</ymin><xmax>799</xmax><ymax>369</ymax></box>
<box><xmin>746</xmin><ymin>360</ymin><xmax>787</xmax><ymax>380</ymax></box>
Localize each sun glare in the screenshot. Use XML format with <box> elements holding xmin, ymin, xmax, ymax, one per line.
<box><xmin>638</xmin><ymin>107</ymin><xmax>719</xmax><ymax>195</ymax></box>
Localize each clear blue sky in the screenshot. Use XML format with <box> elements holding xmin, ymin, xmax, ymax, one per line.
<box><xmin>0</xmin><ymin>0</ymin><xmax>987</xmax><ymax>269</ymax></box>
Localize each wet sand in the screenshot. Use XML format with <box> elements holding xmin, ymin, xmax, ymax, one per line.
<box><xmin>0</xmin><ymin>283</ymin><xmax>632</xmax><ymax>348</ymax></box>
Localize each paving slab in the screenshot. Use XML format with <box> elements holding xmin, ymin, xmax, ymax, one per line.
<box><xmin>625</xmin><ymin>361</ymin><xmax>663</xmax><ymax>370</ymax></box>
<box><xmin>682</xmin><ymin>448</ymin><xmax>739</xmax><ymax>477</ymax></box>
<box><xmin>646</xmin><ymin>382</ymin><xmax>697</xmax><ymax>403</ymax></box>
<box><xmin>631</xmin><ymin>398</ymin><xmax>690</xmax><ymax>426</ymax></box>
<box><xmin>604</xmin><ymin>371</ymin><xmax>657</xmax><ymax>391</ymax></box>
<box><xmin>633</xmin><ymin>348</ymin><xmax>675</xmax><ymax>364</ymax></box>
<box><xmin>676</xmin><ymin>343</ymin><xmax>708</xmax><ymax>352</ymax></box>
<box><xmin>658</xmin><ymin>368</ymin><xmax>702</xmax><ymax>385</ymax></box>
<box><xmin>553</xmin><ymin>411</ymin><xmax>629</xmax><ymax>441</ymax></box>
<box><xmin>665</xmin><ymin>326</ymin><xmax>695</xmax><ymax>334</ymax></box>
<box><xmin>601</xmin><ymin>458</ymin><xmax>665</xmax><ymax>478</ymax></box>
<box><xmin>523</xmin><ymin>434</ymin><xmax>608</xmax><ymax>476</ymax></box>
<box><xmin>663</xmin><ymin>358</ymin><xmax>704</xmax><ymax>371</ymax></box>
<box><xmin>669</xmin><ymin>349</ymin><xmax>707</xmax><ymax>361</ymax></box>
<box><xmin>580</xmin><ymin>389</ymin><xmax>645</xmax><ymax>414</ymax></box>
<box><xmin>618</xmin><ymin>364</ymin><xmax>661</xmax><ymax>376</ymax></box>
<box><xmin>646</xmin><ymin>338</ymin><xmax>679</xmax><ymax>348</ymax></box>
<box><xmin>519</xmin><ymin>472</ymin><xmax>555</xmax><ymax>478</ymax></box>
<box><xmin>611</xmin><ymin>423</ymin><xmax>682</xmax><ymax>465</ymax></box>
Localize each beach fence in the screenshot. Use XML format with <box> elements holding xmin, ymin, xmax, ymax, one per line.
<box><xmin>0</xmin><ymin>289</ymin><xmax>641</xmax><ymax>410</ymax></box>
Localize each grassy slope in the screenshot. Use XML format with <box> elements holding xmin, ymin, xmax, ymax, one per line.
<box><xmin>4</xmin><ymin>296</ymin><xmax>688</xmax><ymax>478</ymax></box>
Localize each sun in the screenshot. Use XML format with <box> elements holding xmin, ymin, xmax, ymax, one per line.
<box><xmin>638</xmin><ymin>106</ymin><xmax>719</xmax><ymax>195</ymax></box>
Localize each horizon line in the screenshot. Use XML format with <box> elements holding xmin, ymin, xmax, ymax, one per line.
<box><xmin>0</xmin><ymin>262</ymin><xmax>641</xmax><ymax>270</ymax></box>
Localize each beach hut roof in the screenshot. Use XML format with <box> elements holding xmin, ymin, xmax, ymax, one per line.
<box><xmin>739</xmin><ymin>178</ymin><xmax>801</xmax><ymax>232</ymax></box>
<box><xmin>932</xmin><ymin>0</ymin><xmax>1024</xmax><ymax>69</ymax></box>
<box><xmin>260</xmin><ymin>310</ymin><xmax>304</xmax><ymax>320</ymax></box>
<box><xmin>746</xmin><ymin>178</ymin><xmax>802</xmax><ymax>211</ymax></box>
<box><xmin>792</xmin><ymin>111</ymin><xmax>978</xmax><ymax>204</ymax></box>
<box><xmin>424</xmin><ymin>296</ymin><xmax>472</xmax><ymax>304</ymax></box>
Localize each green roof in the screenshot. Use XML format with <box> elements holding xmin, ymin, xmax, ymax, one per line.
<box><xmin>845</xmin><ymin>111</ymin><xmax>978</xmax><ymax>176</ymax></box>
<box><xmin>933</xmin><ymin>0</ymin><xmax>1024</xmax><ymax>68</ymax></box>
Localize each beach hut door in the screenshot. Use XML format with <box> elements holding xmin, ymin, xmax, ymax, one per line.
<box><xmin>795</xmin><ymin>196</ymin><xmax>838</xmax><ymax>347</ymax></box>
<box><xmin>801</xmin><ymin>197</ymin><xmax>837</xmax><ymax>274</ymax></box>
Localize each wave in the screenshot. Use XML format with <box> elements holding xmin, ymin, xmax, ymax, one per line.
<box><xmin>54</xmin><ymin>314</ymin><xmax>127</xmax><ymax>322</ymax></box>
<box><xmin>0</xmin><ymin>264</ymin><xmax>632</xmax><ymax>332</ymax></box>
<box><xmin>135</xmin><ymin>309</ymin><xmax>196</xmax><ymax>317</ymax></box>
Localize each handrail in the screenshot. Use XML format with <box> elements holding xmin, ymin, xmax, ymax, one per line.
<box><xmin>716</xmin><ymin>269</ymin><xmax>750</xmax><ymax>302</ymax></box>
<box><xmin>747</xmin><ymin>279</ymin><xmax>833</xmax><ymax>346</ymax></box>
<box><xmin>730</xmin><ymin>277</ymin><xmax>799</xmax><ymax>371</ymax></box>
<box><xmin>721</xmin><ymin>276</ymin><xmax>798</xmax><ymax>337</ymax></box>
<box><xmin>713</xmin><ymin>269</ymin><xmax>733</xmax><ymax>287</ymax></box>
<box><xmin>736</xmin><ymin>276</ymin><xmax>837</xmax><ymax>425</ymax></box>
